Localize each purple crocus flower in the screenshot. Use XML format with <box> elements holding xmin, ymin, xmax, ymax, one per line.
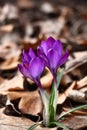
<box><xmin>18</xmin><ymin>48</ymin><xmax>45</xmax><ymax>90</ymax></box>
<box><xmin>38</xmin><ymin>36</ymin><xmax>69</xmax><ymax>80</ymax></box>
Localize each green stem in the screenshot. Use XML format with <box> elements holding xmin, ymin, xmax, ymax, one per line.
<box><xmin>52</xmin><ymin>77</ymin><xmax>58</xmax><ymax>120</ymax></box>
<box><xmin>57</xmin><ymin>68</ymin><xmax>64</xmax><ymax>89</ymax></box>
<box><xmin>38</xmin><ymin>83</ymin><xmax>50</xmax><ymax>126</ymax></box>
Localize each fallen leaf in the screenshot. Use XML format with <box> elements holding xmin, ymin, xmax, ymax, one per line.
<box><xmin>0</xmin><ymin>56</ymin><xmax>19</xmax><ymax>70</ymax></box>
<box><xmin>21</xmin><ymin>34</ymin><xmax>45</xmax><ymax>50</ymax></box>
<box><xmin>0</xmin><ymin>24</ymin><xmax>14</xmax><ymax>32</ymax></box>
<box><xmin>65</xmin><ymin>54</ymin><xmax>87</xmax><ymax>74</ymax></box>
<box><xmin>76</xmin><ymin>76</ymin><xmax>87</xmax><ymax>89</ymax></box>
<box><xmin>62</xmin><ymin>115</ymin><xmax>87</xmax><ymax>130</ymax></box>
<box><xmin>0</xmin><ymin>73</ymin><xmax>24</xmax><ymax>91</ymax></box>
<box><xmin>6</xmin><ymin>90</ymin><xmax>42</xmax><ymax>115</ymax></box>
<box><xmin>19</xmin><ymin>91</ymin><xmax>42</xmax><ymax>115</ymax></box>
<box><xmin>41</xmin><ymin>68</ymin><xmax>53</xmax><ymax>89</ymax></box>
<box><xmin>58</xmin><ymin>81</ymin><xmax>76</xmax><ymax>104</ymax></box>
<box><xmin>68</xmin><ymin>90</ymin><xmax>87</xmax><ymax>103</ymax></box>
<box><xmin>0</xmin><ymin>108</ymin><xmax>34</xmax><ymax>130</ymax></box>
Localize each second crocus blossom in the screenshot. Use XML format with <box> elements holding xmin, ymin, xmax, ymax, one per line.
<box><xmin>37</xmin><ymin>37</ymin><xmax>69</xmax><ymax>123</ymax></box>
<box><xmin>18</xmin><ymin>48</ymin><xmax>45</xmax><ymax>90</ymax></box>
<box><xmin>38</xmin><ymin>37</ymin><xmax>69</xmax><ymax>81</ymax></box>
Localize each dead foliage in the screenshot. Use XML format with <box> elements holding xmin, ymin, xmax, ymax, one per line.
<box><xmin>0</xmin><ymin>0</ymin><xmax>87</xmax><ymax>130</ymax></box>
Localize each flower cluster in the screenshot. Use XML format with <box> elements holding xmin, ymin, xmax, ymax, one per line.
<box><xmin>18</xmin><ymin>37</ymin><xmax>69</xmax><ymax>89</ymax></box>
<box><xmin>18</xmin><ymin>36</ymin><xmax>69</xmax><ymax>127</ymax></box>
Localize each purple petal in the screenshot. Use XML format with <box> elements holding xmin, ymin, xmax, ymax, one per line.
<box><xmin>18</xmin><ymin>64</ymin><xmax>32</xmax><ymax>80</ymax></box>
<box><xmin>46</xmin><ymin>36</ymin><xmax>55</xmax><ymax>46</ymax></box>
<box><xmin>37</xmin><ymin>46</ymin><xmax>50</xmax><ymax>67</ymax></box>
<box><xmin>28</xmin><ymin>48</ymin><xmax>36</xmax><ymax>58</ymax></box>
<box><xmin>47</xmin><ymin>49</ymin><xmax>61</xmax><ymax>70</ymax></box>
<box><xmin>37</xmin><ymin>46</ymin><xmax>44</xmax><ymax>56</ymax></box>
<box><xmin>54</xmin><ymin>40</ymin><xmax>63</xmax><ymax>56</ymax></box>
<box><xmin>58</xmin><ymin>50</ymin><xmax>69</xmax><ymax>67</ymax></box>
<box><xmin>37</xmin><ymin>46</ymin><xmax>46</xmax><ymax>60</ymax></box>
<box><xmin>29</xmin><ymin>57</ymin><xmax>45</xmax><ymax>79</ymax></box>
<box><xmin>41</xmin><ymin>41</ymin><xmax>48</xmax><ymax>55</ymax></box>
<box><xmin>41</xmin><ymin>37</ymin><xmax>55</xmax><ymax>55</ymax></box>
<box><xmin>22</xmin><ymin>50</ymin><xmax>31</xmax><ymax>63</ymax></box>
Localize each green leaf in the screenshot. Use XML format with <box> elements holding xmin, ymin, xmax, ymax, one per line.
<box><xmin>49</xmin><ymin>104</ymin><xmax>55</xmax><ymax>122</ymax></box>
<box><xmin>57</xmin><ymin>68</ymin><xmax>64</xmax><ymax>89</ymax></box>
<box><xmin>39</xmin><ymin>91</ymin><xmax>49</xmax><ymax>125</ymax></box>
<box><xmin>28</xmin><ymin>123</ymin><xmax>41</xmax><ymax>130</ymax></box>
<box><xmin>49</xmin><ymin>85</ymin><xmax>55</xmax><ymax>122</ymax></box>
<box><xmin>57</xmin><ymin>104</ymin><xmax>87</xmax><ymax>120</ymax></box>
<box><xmin>49</xmin><ymin>85</ymin><xmax>55</xmax><ymax>105</ymax></box>
<box><xmin>48</xmin><ymin>121</ymin><xmax>69</xmax><ymax>130</ymax></box>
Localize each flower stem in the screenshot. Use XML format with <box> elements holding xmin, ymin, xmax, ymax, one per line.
<box><xmin>52</xmin><ymin>76</ymin><xmax>58</xmax><ymax>118</ymax></box>
<box><xmin>35</xmin><ymin>80</ymin><xmax>50</xmax><ymax>126</ymax></box>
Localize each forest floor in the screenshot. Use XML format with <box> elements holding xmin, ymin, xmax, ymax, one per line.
<box><xmin>0</xmin><ymin>0</ymin><xmax>87</xmax><ymax>130</ymax></box>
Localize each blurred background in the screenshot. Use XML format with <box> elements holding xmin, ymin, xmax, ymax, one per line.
<box><xmin>0</xmin><ymin>0</ymin><xmax>87</xmax><ymax>46</ymax></box>
<box><xmin>0</xmin><ymin>0</ymin><xmax>87</xmax><ymax>77</ymax></box>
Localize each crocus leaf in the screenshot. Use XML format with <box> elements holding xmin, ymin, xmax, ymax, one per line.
<box><xmin>48</xmin><ymin>121</ymin><xmax>69</xmax><ymax>130</ymax></box>
<box><xmin>49</xmin><ymin>85</ymin><xmax>55</xmax><ymax>122</ymax></box>
<box><xmin>49</xmin><ymin>104</ymin><xmax>55</xmax><ymax>123</ymax></box>
<box><xmin>49</xmin><ymin>84</ymin><xmax>57</xmax><ymax>123</ymax></box>
<box><xmin>57</xmin><ymin>104</ymin><xmax>87</xmax><ymax>121</ymax></box>
<box><xmin>28</xmin><ymin>123</ymin><xmax>41</xmax><ymax>130</ymax></box>
<box><xmin>57</xmin><ymin>68</ymin><xmax>64</xmax><ymax>89</ymax></box>
<box><xmin>40</xmin><ymin>90</ymin><xmax>50</xmax><ymax>125</ymax></box>
<box><xmin>49</xmin><ymin>84</ymin><xmax>55</xmax><ymax>105</ymax></box>
<box><xmin>49</xmin><ymin>82</ymin><xmax>58</xmax><ymax>115</ymax></box>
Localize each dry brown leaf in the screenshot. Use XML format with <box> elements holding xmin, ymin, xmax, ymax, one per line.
<box><xmin>7</xmin><ymin>91</ymin><xmax>27</xmax><ymax>101</ymax></box>
<box><xmin>39</xmin><ymin>17</ymin><xmax>65</xmax><ymax>35</ymax></box>
<box><xmin>58</xmin><ymin>81</ymin><xmax>76</xmax><ymax>104</ymax></box>
<box><xmin>19</xmin><ymin>91</ymin><xmax>42</xmax><ymax>115</ymax></box>
<box><xmin>61</xmin><ymin>77</ymin><xmax>87</xmax><ymax>103</ymax></box>
<box><xmin>68</xmin><ymin>90</ymin><xmax>87</xmax><ymax>103</ymax></box>
<box><xmin>0</xmin><ymin>107</ymin><xmax>57</xmax><ymax>130</ymax></box>
<box><xmin>0</xmin><ymin>56</ymin><xmax>19</xmax><ymax>70</ymax></box>
<box><xmin>0</xmin><ymin>73</ymin><xmax>24</xmax><ymax>91</ymax></box>
<box><xmin>79</xmin><ymin>87</ymin><xmax>87</xmax><ymax>93</ymax></box>
<box><xmin>80</xmin><ymin>40</ymin><xmax>87</xmax><ymax>45</ymax></box>
<box><xmin>61</xmin><ymin>74</ymin><xmax>72</xmax><ymax>87</ymax></box>
<box><xmin>62</xmin><ymin>115</ymin><xmax>87</xmax><ymax>130</ymax></box>
<box><xmin>17</xmin><ymin>0</ymin><xmax>34</xmax><ymax>8</ymax></box>
<box><xmin>21</xmin><ymin>34</ymin><xmax>45</xmax><ymax>50</ymax></box>
<box><xmin>0</xmin><ymin>24</ymin><xmax>14</xmax><ymax>32</ymax></box>
<box><xmin>0</xmin><ymin>40</ymin><xmax>21</xmax><ymax>60</ymax></box>
<box><xmin>7</xmin><ymin>90</ymin><xmax>42</xmax><ymax>115</ymax></box>
<box><xmin>41</xmin><ymin>68</ymin><xmax>53</xmax><ymax>88</ymax></box>
<box><xmin>81</xmin><ymin>13</ymin><xmax>87</xmax><ymax>19</ymax></box>
<box><xmin>65</xmin><ymin>54</ymin><xmax>87</xmax><ymax>74</ymax></box>
<box><xmin>0</xmin><ymin>108</ymin><xmax>33</xmax><ymax>130</ymax></box>
<box><xmin>76</xmin><ymin>76</ymin><xmax>87</xmax><ymax>89</ymax></box>
<box><xmin>39</xmin><ymin>7</ymin><xmax>70</xmax><ymax>35</ymax></box>
<box><xmin>73</xmin><ymin>51</ymin><xmax>87</xmax><ymax>58</ymax></box>
<box><xmin>0</xmin><ymin>77</ymin><xmax>5</xmax><ymax>84</ymax></box>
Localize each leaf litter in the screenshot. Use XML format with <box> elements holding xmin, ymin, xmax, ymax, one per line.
<box><xmin>0</xmin><ymin>0</ymin><xmax>87</xmax><ymax>130</ymax></box>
